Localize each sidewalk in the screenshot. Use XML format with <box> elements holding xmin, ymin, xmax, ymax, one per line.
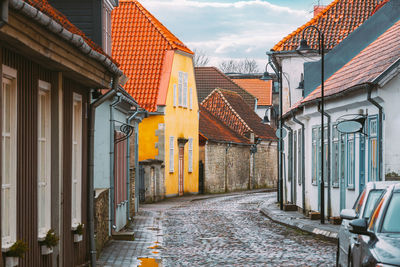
<box><xmin>259</xmin><ymin>193</ymin><xmax>339</xmax><ymax>241</ymax></box>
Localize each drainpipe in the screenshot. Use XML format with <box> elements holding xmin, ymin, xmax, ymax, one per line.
<box><xmin>126</xmin><ymin>109</ymin><xmax>146</xmax><ymax>217</ymax></box>
<box><xmin>1</xmin><ymin>0</ymin><xmax>9</xmax><ymax>28</ymax></box>
<box><xmin>282</xmin><ymin>123</ymin><xmax>293</xmax><ymax>204</ymax></box>
<box><xmin>367</xmin><ymin>85</ymin><xmax>383</xmax><ymax>181</ymax></box>
<box><xmin>318</xmin><ymin>105</ymin><xmax>331</xmax><ymax>219</ymax></box>
<box><xmin>225</xmin><ymin>143</ymin><xmax>231</xmax><ymax>193</ymax></box>
<box><xmin>88</xmin><ymin>84</ymin><xmax>119</xmax><ymax>267</ymax></box>
<box><xmin>291</xmin><ymin>111</ymin><xmax>306</xmax><ymax>214</ymax></box>
<box><xmin>110</xmin><ymin>93</ymin><xmax>122</xmax><ymax>232</ymax></box>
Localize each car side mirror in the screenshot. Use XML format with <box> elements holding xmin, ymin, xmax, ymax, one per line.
<box><xmin>340</xmin><ymin>209</ymin><xmax>357</xmax><ymax>220</ymax></box>
<box><xmin>349</xmin><ymin>219</ymin><xmax>375</xmax><ymax>238</ymax></box>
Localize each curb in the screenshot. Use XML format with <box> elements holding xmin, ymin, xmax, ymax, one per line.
<box><xmin>190</xmin><ymin>188</ymin><xmax>277</xmax><ymax>202</ymax></box>
<box><xmin>259</xmin><ymin>200</ymin><xmax>338</xmax><ymax>242</ymax></box>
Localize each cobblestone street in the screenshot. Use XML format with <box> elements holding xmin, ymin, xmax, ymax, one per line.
<box><xmin>98</xmin><ymin>192</ymin><xmax>336</xmax><ymax>267</ymax></box>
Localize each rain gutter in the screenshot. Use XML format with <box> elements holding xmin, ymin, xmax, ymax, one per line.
<box><xmin>291</xmin><ymin>111</ymin><xmax>305</xmax><ymax>214</ymax></box>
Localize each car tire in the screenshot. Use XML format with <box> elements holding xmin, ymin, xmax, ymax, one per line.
<box><xmin>336</xmin><ymin>241</ymin><xmax>340</xmax><ymax>267</ymax></box>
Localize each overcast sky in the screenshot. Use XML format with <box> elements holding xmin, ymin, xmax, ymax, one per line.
<box><xmin>139</xmin><ymin>0</ymin><xmax>331</xmax><ymax>70</ymax></box>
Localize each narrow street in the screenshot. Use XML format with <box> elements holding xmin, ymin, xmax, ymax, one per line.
<box><xmin>98</xmin><ymin>192</ymin><xmax>336</xmax><ymax>266</ymax></box>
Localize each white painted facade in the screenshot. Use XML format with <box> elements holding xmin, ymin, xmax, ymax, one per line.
<box><xmin>282</xmin><ymin>72</ymin><xmax>400</xmax><ymax>217</ymax></box>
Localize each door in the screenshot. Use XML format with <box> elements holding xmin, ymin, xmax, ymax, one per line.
<box><xmin>178</xmin><ymin>146</ymin><xmax>184</xmax><ymax>196</ymax></box>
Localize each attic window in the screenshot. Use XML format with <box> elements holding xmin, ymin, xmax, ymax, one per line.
<box><xmin>102</xmin><ymin>1</ymin><xmax>112</xmax><ymax>55</ymax></box>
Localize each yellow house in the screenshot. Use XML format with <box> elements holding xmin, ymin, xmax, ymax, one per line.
<box><xmin>112</xmin><ymin>0</ymin><xmax>199</xmax><ymax>196</ymax></box>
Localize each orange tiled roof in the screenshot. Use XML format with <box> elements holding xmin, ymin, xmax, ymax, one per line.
<box><xmin>303</xmin><ymin>19</ymin><xmax>400</xmax><ymax>104</ymax></box>
<box><xmin>112</xmin><ymin>0</ymin><xmax>193</xmax><ymax>112</ymax></box>
<box><xmin>232</xmin><ymin>79</ymin><xmax>272</xmax><ymax>106</ymax></box>
<box><xmin>202</xmin><ymin>89</ymin><xmax>276</xmax><ymax>140</ymax></box>
<box><xmin>23</xmin><ymin>0</ymin><xmax>117</xmax><ymax>65</ymax></box>
<box><xmin>272</xmin><ymin>0</ymin><xmax>383</xmax><ymax>52</ymax></box>
<box><xmin>199</xmin><ymin>106</ymin><xmax>250</xmax><ymax>144</ymax></box>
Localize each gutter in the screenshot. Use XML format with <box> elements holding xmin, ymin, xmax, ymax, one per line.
<box><xmin>9</xmin><ymin>0</ymin><xmax>122</xmax><ymax>76</ymax></box>
<box><xmin>367</xmin><ymin>84</ymin><xmax>383</xmax><ymax>181</ymax></box>
<box><xmin>88</xmin><ymin>88</ymin><xmax>118</xmax><ymax>267</ymax></box>
<box><xmin>318</xmin><ymin>105</ymin><xmax>332</xmax><ymax>219</ymax></box>
<box><xmin>282</xmin><ymin>123</ymin><xmax>293</xmax><ymax>204</ymax></box>
<box><xmin>291</xmin><ymin>111</ymin><xmax>305</xmax><ymax>214</ymax></box>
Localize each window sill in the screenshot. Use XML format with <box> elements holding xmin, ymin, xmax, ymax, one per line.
<box><xmin>71</xmin><ymin>222</ymin><xmax>81</xmax><ymax>231</ymax></box>
<box><xmin>347</xmin><ymin>186</ymin><xmax>355</xmax><ymax>191</ymax></box>
<box><xmin>312</xmin><ymin>182</ymin><xmax>317</xmax><ymax>186</ymax></box>
<box><xmin>2</xmin><ymin>242</ymin><xmax>14</xmax><ymax>253</ymax></box>
<box><xmin>332</xmin><ymin>184</ymin><xmax>339</xmax><ymax>188</ymax></box>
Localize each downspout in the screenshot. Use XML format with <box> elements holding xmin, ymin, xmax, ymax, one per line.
<box><xmin>110</xmin><ymin>92</ymin><xmax>122</xmax><ymax>232</ymax></box>
<box><xmin>318</xmin><ymin>105</ymin><xmax>331</xmax><ymax>219</ymax></box>
<box><xmin>367</xmin><ymin>85</ymin><xmax>383</xmax><ymax>181</ymax></box>
<box><xmin>291</xmin><ymin>111</ymin><xmax>305</xmax><ymax>214</ymax></box>
<box><xmin>88</xmin><ymin>86</ymin><xmax>119</xmax><ymax>267</ymax></box>
<box><xmin>282</xmin><ymin>123</ymin><xmax>293</xmax><ymax>203</ymax></box>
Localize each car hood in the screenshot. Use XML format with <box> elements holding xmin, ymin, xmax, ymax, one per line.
<box><xmin>374</xmin><ymin>234</ymin><xmax>400</xmax><ymax>265</ymax></box>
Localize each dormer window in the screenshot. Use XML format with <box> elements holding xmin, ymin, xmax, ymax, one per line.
<box><xmin>102</xmin><ymin>0</ymin><xmax>113</xmax><ymax>55</ymax></box>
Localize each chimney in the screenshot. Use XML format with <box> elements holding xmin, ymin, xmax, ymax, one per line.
<box><xmin>314</xmin><ymin>5</ymin><xmax>326</xmax><ymax>17</ymax></box>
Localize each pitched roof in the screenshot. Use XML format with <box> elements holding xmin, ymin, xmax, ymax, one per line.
<box><xmin>112</xmin><ymin>0</ymin><xmax>193</xmax><ymax>112</ymax></box>
<box><xmin>231</xmin><ymin>79</ymin><xmax>273</xmax><ymax>106</ymax></box>
<box><xmin>199</xmin><ymin>106</ymin><xmax>250</xmax><ymax>144</ymax></box>
<box><xmin>202</xmin><ymin>89</ymin><xmax>276</xmax><ymax>140</ymax></box>
<box><xmin>194</xmin><ymin>67</ymin><xmax>256</xmax><ymax>109</ymax></box>
<box><xmin>24</xmin><ymin>0</ymin><xmax>117</xmax><ymax>65</ymax></box>
<box><xmin>303</xmin><ymin>19</ymin><xmax>400</xmax><ymax>104</ymax></box>
<box><xmin>272</xmin><ymin>0</ymin><xmax>383</xmax><ymax>52</ymax></box>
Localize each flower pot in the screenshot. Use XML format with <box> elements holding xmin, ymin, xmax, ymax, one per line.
<box><xmin>5</xmin><ymin>257</ymin><xmax>19</xmax><ymax>267</ymax></box>
<box><xmin>74</xmin><ymin>234</ymin><xmax>83</xmax><ymax>243</ymax></box>
<box><xmin>41</xmin><ymin>245</ymin><xmax>53</xmax><ymax>255</ymax></box>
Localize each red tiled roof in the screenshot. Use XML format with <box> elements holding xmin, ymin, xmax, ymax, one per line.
<box><xmin>24</xmin><ymin>0</ymin><xmax>117</xmax><ymax>65</ymax></box>
<box><xmin>194</xmin><ymin>67</ymin><xmax>256</xmax><ymax>109</ymax></box>
<box><xmin>272</xmin><ymin>0</ymin><xmax>383</xmax><ymax>52</ymax></box>
<box><xmin>303</xmin><ymin>19</ymin><xmax>400</xmax><ymax>104</ymax></box>
<box><xmin>232</xmin><ymin>79</ymin><xmax>272</xmax><ymax>106</ymax></box>
<box><xmin>202</xmin><ymin>89</ymin><xmax>276</xmax><ymax>140</ymax></box>
<box><xmin>112</xmin><ymin>0</ymin><xmax>193</xmax><ymax>112</ymax></box>
<box><xmin>199</xmin><ymin>106</ymin><xmax>250</xmax><ymax>144</ymax></box>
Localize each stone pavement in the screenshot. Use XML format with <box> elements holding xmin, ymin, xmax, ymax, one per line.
<box><xmin>98</xmin><ymin>190</ymin><xmax>336</xmax><ymax>266</ymax></box>
<box><xmin>259</xmin><ymin>194</ymin><xmax>340</xmax><ymax>241</ymax></box>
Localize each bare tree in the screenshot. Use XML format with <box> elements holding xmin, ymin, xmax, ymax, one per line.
<box><xmin>218</xmin><ymin>58</ymin><xmax>259</xmax><ymax>74</ymax></box>
<box><xmin>193</xmin><ymin>49</ymin><xmax>210</xmax><ymax>67</ymax></box>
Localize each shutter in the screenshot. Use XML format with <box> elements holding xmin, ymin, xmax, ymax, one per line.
<box><xmin>178</xmin><ymin>72</ymin><xmax>183</xmax><ymax>106</ymax></box>
<box><xmin>173</xmin><ymin>84</ymin><xmax>177</xmax><ymax>107</ymax></box>
<box><xmin>169</xmin><ymin>137</ymin><xmax>174</xmax><ymax>172</ymax></box>
<box><xmin>189</xmin><ymin>87</ymin><xmax>193</xmax><ymax>110</ymax></box>
<box><xmin>183</xmin><ymin>72</ymin><xmax>188</xmax><ymax>107</ymax></box>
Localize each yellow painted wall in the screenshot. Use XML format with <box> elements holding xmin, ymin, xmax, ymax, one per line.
<box><xmin>138</xmin><ymin>115</ymin><xmax>164</xmax><ymax>161</ymax></box>
<box><xmin>164</xmin><ymin>52</ymin><xmax>199</xmax><ymax>196</ymax></box>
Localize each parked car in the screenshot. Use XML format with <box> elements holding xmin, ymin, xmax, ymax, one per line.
<box><xmin>349</xmin><ymin>183</ymin><xmax>400</xmax><ymax>267</ymax></box>
<box><xmin>337</xmin><ymin>181</ymin><xmax>398</xmax><ymax>267</ymax></box>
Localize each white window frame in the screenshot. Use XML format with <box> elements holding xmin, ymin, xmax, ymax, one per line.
<box><xmin>71</xmin><ymin>93</ymin><xmax>82</xmax><ymax>228</ymax></box>
<box><xmin>102</xmin><ymin>0</ymin><xmax>113</xmax><ymax>55</ymax></box>
<box><xmin>178</xmin><ymin>72</ymin><xmax>183</xmax><ymax>107</ymax></box>
<box><xmin>1</xmin><ymin>65</ymin><xmax>17</xmax><ymax>249</ymax></box>
<box><xmin>169</xmin><ymin>137</ymin><xmax>174</xmax><ymax>173</ymax></box>
<box><xmin>188</xmin><ymin>138</ymin><xmax>193</xmax><ymax>172</ymax></box>
<box><xmin>173</xmin><ymin>84</ymin><xmax>177</xmax><ymax>107</ymax></box>
<box><xmin>38</xmin><ymin>80</ymin><xmax>51</xmax><ymax>238</ymax></box>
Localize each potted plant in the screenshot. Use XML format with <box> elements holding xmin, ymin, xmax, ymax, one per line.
<box><xmin>39</xmin><ymin>229</ymin><xmax>59</xmax><ymax>255</ymax></box>
<box><xmin>4</xmin><ymin>240</ymin><xmax>28</xmax><ymax>267</ymax></box>
<box><xmin>73</xmin><ymin>223</ymin><xmax>84</xmax><ymax>243</ymax></box>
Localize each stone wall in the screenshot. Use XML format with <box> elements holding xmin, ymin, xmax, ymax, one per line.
<box><xmin>204</xmin><ymin>141</ymin><xmax>277</xmax><ymax>194</ymax></box>
<box><xmin>94</xmin><ymin>188</ymin><xmax>110</xmax><ymax>257</ymax></box>
<box><xmin>139</xmin><ymin>159</ymin><xmax>165</xmax><ymax>203</ymax></box>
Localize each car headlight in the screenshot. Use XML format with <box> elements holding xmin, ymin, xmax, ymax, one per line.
<box><xmin>376</xmin><ymin>263</ymin><xmax>398</xmax><ymax>267</ymax></box>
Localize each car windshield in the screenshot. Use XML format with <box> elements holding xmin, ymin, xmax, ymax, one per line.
<box><xmin>362</xmin><ymin>189</ymin><xmax>384</xmax><ymax>219</ymax></box>
<box><xmin>381</xmin><ymin>192</ymin><xmax>400</xmax><ymax>233</ymax></box>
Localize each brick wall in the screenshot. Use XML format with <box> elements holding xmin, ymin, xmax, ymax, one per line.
<box><xmin>94</xmin><ymin>189</ymin><xmax>110</xmax><ymax>257</ymax></box>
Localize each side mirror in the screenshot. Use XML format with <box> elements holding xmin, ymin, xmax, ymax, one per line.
<box><xmin>349</xmin><ymin>219</ymin><xmax>374</xmax><ymax>238</ymax></box>
<box><xmin>340</xmin><ymin>209</ymin><xmax>357</xmax><ymax>220</ymax></box>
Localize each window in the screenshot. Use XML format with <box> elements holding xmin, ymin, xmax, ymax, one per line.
<box><xmin>183</xmin><ymin>73</ymin><xmax>188</xmax><ymax>107</ymax></box>
<box><xmin>362</xmin><ymin>189</ymin><xmax>384</xmax><ymax>219</ymax></box>
<box><xmin>347</xmin><ymin>134</ymin><xmax>355</xmax><ymax>189</ymax></box>
<box><xmin>188</xmin><ymin>138</ymin><xmax>193</xmax><ymax>172</ymax></box>
<box><xmin>297</xmin><ymin>130</ymin><xmax>302</xmax><ymax>185</ymax></box>
<box><xmin>71</xmin><ymin>93</ymin><xmax>82</xmax><ymax>227</ymax></box>
<box><xmin>173</xmin><ymin>84</ymin><xmax>177</xmax><ymax>107</ymax></box>
<box><xmin>169</xmin><ymin>137</ymin><xmax>174</xmax><ymax>173</ymax></box>
<box><xmin>368</xmin><ymin>117</ymin><xmax>378</xmax><ymax>181</ymax></box>
<box><xmin>1</xmin><ymin>66</ymin><xmax>17</xmax><ymax>248</ymax></box>
<box><xmin>189</xmin><ymin>87</ymin><xmax>193</xmax><ymax>110</ymax></box>
<box><xmin>293</xmin><ymin>131</ymin><xmax>297</xmax><ymax>185</ymax></box>
<box><xmin>178</xmin><ymin>72</ymin><xmax>183</xmax><ymax>106</ymax></box>
<box><xmin>332</xmin><ymin>125</ymin><xmax>339</xmax><ymax>187</ymax></box>
<box><xmin>102</xmin><ymin>1</ymin><xmax>112</xmax><ymax>55</ymax></box>
<box><xmin>38</xmin><ymin>81</ymin><xmax>51</xmax><ymax>237</ymax></box>
<box><xmin>381</xmin><ymin>193</ymin><xmax>400</xmax><ymax>233</ymax></box>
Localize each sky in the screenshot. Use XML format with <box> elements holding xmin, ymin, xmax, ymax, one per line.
<box><xmin>139</xmin><ymin>0</ymin><xmax>331</xmax><ymax>70</ymax></box>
